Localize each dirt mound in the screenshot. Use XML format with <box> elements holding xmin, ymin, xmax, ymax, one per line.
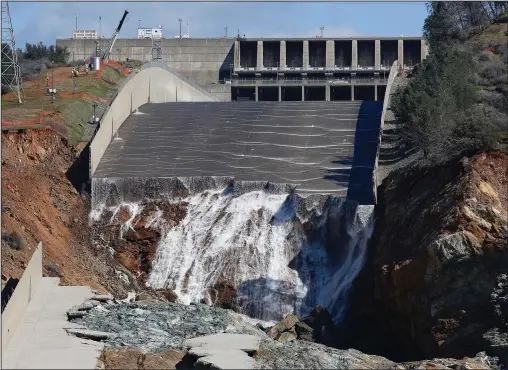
<box><xmin>1</xmin><ymin>128</ymin><xmax>127</xmax><ymax>296</ymax></box>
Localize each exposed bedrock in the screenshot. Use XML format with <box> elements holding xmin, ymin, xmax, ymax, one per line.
<box><xmin>342</xmin><ymin>151</ymin><xmax>508</xmax><ymax>365</ymax></box>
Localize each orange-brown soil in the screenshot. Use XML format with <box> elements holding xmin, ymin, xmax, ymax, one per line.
<box><xmin>1</xmin><ymin>128</ymin><xmax>127</xmax><ymax>295</ymax></box>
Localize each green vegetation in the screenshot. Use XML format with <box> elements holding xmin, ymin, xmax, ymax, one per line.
<box><xmin>392</xmin><ymin>2</ymin><xmax>508</xmax><ymax>162</ymax></box>
<box><xmin>21</xmin><ymin>42</ymin><xmax>70</xmax><ymax>64</ymax></box>
<box><xmin>101</xmin><ymin>66</ymin><xmax>124</xmax><ymax>85</ymax></box>
<box><xmin>56</xmin><ymin>99</ymin><xmax>93</xmax><ymax>145</ymax></box>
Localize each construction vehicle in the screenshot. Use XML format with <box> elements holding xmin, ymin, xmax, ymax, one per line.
<box><xmin>102</xmin><ymin>10</ymin><xmax>129</xmax><ymax>63</ymax></box>
<box><xmin>70</xmin><ymin>65</ymin><xmax>89</xmax><ymax>78</ymax></box>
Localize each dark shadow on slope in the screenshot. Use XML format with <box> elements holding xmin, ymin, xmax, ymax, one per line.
<box><xmin>1</xmin><ymin>278</ymin><xmax>19</xmax><ymax>313</ymax></box>
<box><xmin>65</xmin><ymin>142</ymin><xmax>91</xmax><ymax>194</ymax></box>
<box><xmin>323</xmin><ymin>100</ymin><xmax>383</xmax><ymax>205</ymax></box>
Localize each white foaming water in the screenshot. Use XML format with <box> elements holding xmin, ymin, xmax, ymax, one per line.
<box><xmin>92</xmin><ymin>186</ymin><xmax>374</xmax><ymax>322</ymax></box>
<box><xmin>146</xmin><ymin>190</ymin><xmax>305</xmax><ymax>320</ymax></box>
<box><xmin>318</xmin><ymin>205</ymin><xmax>375</xmax><ymax>322</ymax></box>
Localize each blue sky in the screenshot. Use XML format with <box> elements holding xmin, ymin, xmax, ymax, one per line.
<box><xmin>9</xmin><ymin>2</ymin><xmax>428</xmax><ymax>48</ymax></box>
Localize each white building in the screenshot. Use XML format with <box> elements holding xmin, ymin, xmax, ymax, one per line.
<box><xmin>72</xmin><ymin>30</ymin><xmax>97</xmax><ymax>39</ymax></box>
<box><xmin>137</xmin><ymin>27</ymin><xmax>163</xmax><ymax>39</ymax></box>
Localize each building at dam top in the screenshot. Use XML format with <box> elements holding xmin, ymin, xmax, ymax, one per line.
<box><xmin>231</xmin><ymin>37</ymin><xmax>427</xmax><ymax>102</ymax></box>
<box><xmin>56</xmin><ymin>36</ymin><xmax>427</xmax><ymax>101</ymax></box>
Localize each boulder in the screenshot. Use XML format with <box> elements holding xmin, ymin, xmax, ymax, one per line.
<box><xmin>278</xmin><ymin>331</ymin><xmax>297</xmax><ymax>343</ymax></box>
<box><xmin>294</xmin><ymin>321</ymin><xmax>314</xmax><ymax>342</ymax></box>
<box><xmin>281</xmin><ymin>314</ymin><xmax>299</xmax><ymax>330</ymax></box>
<box><xmin>267</xmin><ymin>322</ymin><xmax>286</xmax><ymax>339</ymax></box>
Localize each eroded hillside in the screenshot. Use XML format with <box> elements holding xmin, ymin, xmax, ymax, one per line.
<box><xmin>1</xmin><ymin>128</ymin><xmax>127</xmax><ymax>295</ymax></box>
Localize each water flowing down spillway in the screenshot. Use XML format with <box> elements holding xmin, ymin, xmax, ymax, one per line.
<box><xmin>91</xmin><ymin>178</ymin><xmax>374</xmax><ymax>323</ymax></box>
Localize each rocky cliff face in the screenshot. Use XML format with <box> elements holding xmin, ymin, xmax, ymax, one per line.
<box><xmin>343</xmin><ymin>151</ymin><xmax>508</xmax><ymax>365</ymax></box>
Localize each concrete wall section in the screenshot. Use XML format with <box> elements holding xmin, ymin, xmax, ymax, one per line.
<box><xmin>90</xmin><ymin>63</ymin><xmax>216</xmax><ymax>176</ymax></box>
<box><xmin>2</xmin><ymin>242</ymin><xmax>43</xmax><ymax>353</ymax></box>
<box><xmin>373</xmin><ymin>60</ymin><xmax>399</xmax><ymax>203</ymax></box>
<box><xmin>57</xmin><ymin>38</ymin><xmax>234</xmax><ymax>83</ymax></box>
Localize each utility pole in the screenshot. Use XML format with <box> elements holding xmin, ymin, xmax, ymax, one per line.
<box><xmin>224</xmin><ymin>25</ymin><xmax>228</xmax><ymax>37</ymax></box>
<box><xmin>187</xmin><ymin>21</ymin><xmax>190</xmax><ymax>38</ymax></box>
<box><xmin>75</xmin><ymin>14</ymin><xmax>78</xmax><ymax>30</ymax></box>
<box><xmin>178</xmin><ymin>18</ymin><xmax>182</xmax><ymax>39</ymax></box>
<box><xmin>99</xmin><ymin>16</ymin><xmax>102</xmax><ymax>38</ymax></box>
<box><xmin>138</xmin><ymin>19</ymin><xmax>141</xmax><ymax>28</ymax></box>
<box><xmin>320</xmin><ymin>26</ymin><xmax>324</xmax><ymax>38</ymax></box>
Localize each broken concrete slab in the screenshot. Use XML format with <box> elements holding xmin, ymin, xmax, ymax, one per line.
<box><xmin>184</xmin><ymin>333</ymin><xmax>261</xmax><ymax>355</ymax></box>
<box><xmin>66</xmin><ymin>311</ymin><xmax>87</xmax><ymax>319</ymax></box>
<box><xmin>92</xmin><ymin>294</ymin><xmax>114</xmax><ymax>303</ymax></box>
<box><xmin>188</xmin><ymin>347</ymin><xmax>246</xmax><ymax>358</ymax></box>
<box><xmin>66</xmin><ymin>329</ymin><xmax>116</xmax><ymax>341</ymax></box>
<box><xmin>76</xmin><ymin>300</ymin><xmax>99</xmax><ymax>311</ymax></box>
<box><xmin>195</xmin><ymin>351</ymin><xmax>256</xmax><ymax>370</ymax></box>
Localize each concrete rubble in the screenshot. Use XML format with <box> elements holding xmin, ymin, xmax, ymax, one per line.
<box><xmin>184</xmin><ymin>333</ymin><xmax>262</xmax><ymax>369</ymax></box>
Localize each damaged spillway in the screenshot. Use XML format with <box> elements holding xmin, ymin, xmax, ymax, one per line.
<box><xmin>91</xmin><ymin>177</ymin><xmax>374</xmax><ymax>323</ymax></box>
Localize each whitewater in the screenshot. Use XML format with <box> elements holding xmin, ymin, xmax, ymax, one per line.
<box><xmin>92</xmin><ymin>181</ymin><xmax>374</xmax><ymax>323</ymax></box>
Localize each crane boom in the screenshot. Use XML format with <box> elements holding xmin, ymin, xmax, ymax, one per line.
<box><xmin>102</xmin><ymin>10</ymin><xmax>128</xmax><ymax>63</ymax></box>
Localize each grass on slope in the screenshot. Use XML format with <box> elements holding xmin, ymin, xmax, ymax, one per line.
<box><xmin>2</xmin><ymin>66</ymin><xmax>126</xmax><ymax>145</ymax></box>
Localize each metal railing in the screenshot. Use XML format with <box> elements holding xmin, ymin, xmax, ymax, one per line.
<box><xmin>231</xmin><ymin>77</ymin><xmax>388</xmax><ymax>86</ymax></box>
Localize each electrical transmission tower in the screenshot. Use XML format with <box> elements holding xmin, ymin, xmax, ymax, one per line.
<box><xmin>1</xmin><ymin>1</ymin><xmax>23</xmax><ymax>103</ymax></box>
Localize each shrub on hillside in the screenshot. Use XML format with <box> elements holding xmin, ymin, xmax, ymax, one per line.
<box><xmin>1</xmin><ymin>232</ymin><xmax>25</xmax><ymax>250</ymax></box>
<box><xmin>392</xmin><ymin>2</ymin><xmax>506</xmax><ymax>162</ymax></box>
<box><xmin>19</xmin><ymin>59</ymin><xmax>48</xmax><ymax>81</ymax></box>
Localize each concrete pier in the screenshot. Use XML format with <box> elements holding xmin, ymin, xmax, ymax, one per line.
<box><xmin>326</xmin><ymin>40</ymin><xmax>335</xmax><ymax>69</ymax></box>
<box><xmin>257</xmin><ymin>40</ymin><xmax>263</xmax><ymax>70</ymax></box>
<box><xmin>280</xmin><ymin>40</ymin><xmax>286</xmax><ymax>68</ymax></box>
<box><xmin>303</xmin><ymin>40</ymin><xmax>309</xmax><ymax>69</ymax></box>
<box><xmin>375</xmin><ymin>40</ymin><xmax>381</xmax><ymax>70</ymax></box>
<box><xmin>352</xmin><ymin>40</ymin><xmax>358</xmax><ymax>70</ymax></box>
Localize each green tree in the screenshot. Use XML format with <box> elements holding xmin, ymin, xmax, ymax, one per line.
<box><xmin>392</xmin><ymin>1</ymin><xmax>503</xmax><ymax>161</ymax></box>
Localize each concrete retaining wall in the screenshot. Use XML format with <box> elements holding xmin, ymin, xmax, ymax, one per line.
<box><xmin>1</xmin><ymin>242</ymin><xmax>43</xmax><ymax>353</ymax></box>
<box><xmin>373</xmin><ymin>60</ymin><xmax>399</xmax><ymax>203</ymax></box>
<box><xmin>90</xmin><ymin>63</ymin><xmax>216</xmax><ymax>176</ymax></box>
<box><xmin>57</xmin><ymin>38</ymin><xmax>234</xmax><ymax>101</ymax></box>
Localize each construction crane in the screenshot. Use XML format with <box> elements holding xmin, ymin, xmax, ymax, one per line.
<box><xmin>102</xmin><ymin>10</ymin><xmax>128</xmax><ymax>63</ymax></box>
